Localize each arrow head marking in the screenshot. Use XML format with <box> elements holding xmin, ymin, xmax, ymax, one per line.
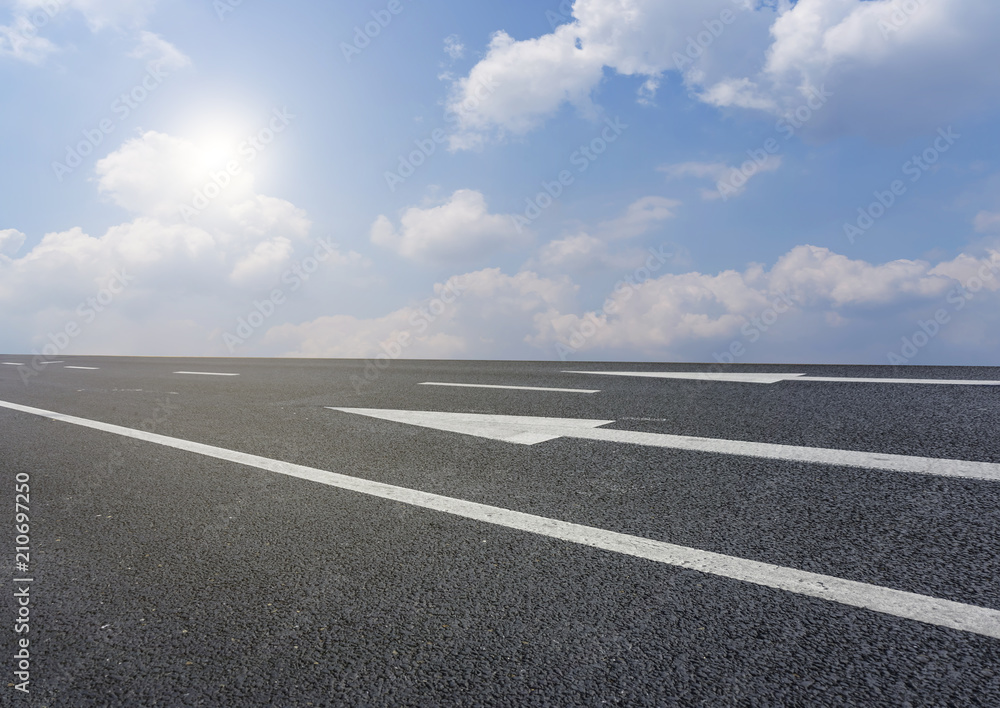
<box><xmin>329</xmin><ymin>407</ymin><xmax>615</xmax><ymax>445</ymax></box>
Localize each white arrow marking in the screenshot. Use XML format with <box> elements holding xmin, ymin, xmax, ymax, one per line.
<box><xmin>564</xmin><ymin>371</ymin><xmax>1000</xmax><ymax>386</ymax></box>
<box><xmin>420</xmin><ymin>382</ymin><xmax>600</xmax><ymax>394</ymax></box>
<box><xmin>329</xmin><ymin>408</ymin><xmax>1000</xmax><ymax>483</ymax></box>
<box><xmin>2</xmin><ymin>397</ymin><xmax>999</xmax><ymax>640</ymax></box>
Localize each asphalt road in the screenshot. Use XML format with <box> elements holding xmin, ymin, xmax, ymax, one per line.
<box><xmin>1</xmin><ymin>356</ymin><xmax>999</xmax><ymax>706</ymax></box>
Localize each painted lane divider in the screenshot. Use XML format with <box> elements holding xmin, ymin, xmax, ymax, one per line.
<box><xmin>1</xmin><ymin>397</ymin><xmax>998</xmax><ymax>640</ymax></box>
<box><xmin>173</xmin><ymin>371</ymin><xmax>240</xmax><ymax>377</ymax></box>
<box><xmin>564</xmin><ymin>371</ymin><xmax>1000</xmax><ymax>386</ymax></box>
<box><xmin>64</xmin><ymin>366</ymin><xmax>100</xmax><ymax>370</ymax></box>
<box><xmin>329</xmin><ymin>408</ymin><xmax>1000</xmax><ymax>483</ymax></box>
<box><xmin>420</xmin><ymin>382</ymin><xmax>600</xmax><ymax>394</ymax></box>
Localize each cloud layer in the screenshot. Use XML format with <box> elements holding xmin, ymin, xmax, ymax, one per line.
<box><xmin>447</xmin><ymin>0</ymin><xmax>1000</xmax><ymax>147</ymax></box>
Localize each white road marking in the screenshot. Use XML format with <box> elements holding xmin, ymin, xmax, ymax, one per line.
<box><xmin>2</xmin><ymin>363</ymin><xmax>22</xmax><ymax>366</ymax></box>
<box><xmin>1</xmin><ymin>397</ymin><xmax>998</xmax><ymax>640</ymax></box>
<box><xmin>173</xmin><ymin>371</ymin><xmax>240</xmax><ymax>377</ymax></box>
<box><xmin>64</xmin><ymin>366</ymin><xmax>100</xmax><ymax>370</ymax></box>
<box><xmin>565</xmin><ymin>371</ymin><xmax>1000</xmax><ymax>386</ymax></box>
<box><xmin>796</xmin><ymin>376</ymin><xmax>1000</xmax><ymax>385</ymax></box>
<box><xmin>566</xmin><ymin>371</ymin><xmax>807</xmax><ymax>384</ymax></box>
<box><xmin>420</xmin><ymin>382</ymin><xmax>600</xmax><ymax>394</ymax></box>
<box><xmin>330</xmin><ymin>408</ymin><xmax>1000</xmax><ymax>483</ymax></box>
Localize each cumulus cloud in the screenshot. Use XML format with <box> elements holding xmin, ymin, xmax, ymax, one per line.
<box><xmin>444</xmin><ymin>0</ymin><xmax>773</xmax><ymax>147</ymax></box>
<box><xmin>370</xmin><ymin>189</ymin><xmax>529</xmax><ymax>263</ymax></box>
<box><xmin>0</xmin><ymin>132</ymin><xmax>363</xmax><ymax>355</ymax></box>
<box><xmin>263</xmin><ymin>269</ymin><xmax>577</xmax><ymax>359</ymax></box>
<box><xmin>257</xmin><ymin>245</ymin><xmax>1000</xmax><ymax>365</ymax></box>
<box><xmin>527</xmin><ymin>196</ymin><xmax>680</xmax><ymax>272</ymax></box>
<box><xmin>702</xmin><ymin>0</ymin><xmax>1000</xmax><ymax>140</ymax></box>
<box><xmin>447</xmin><ymin>0</ymin><xmax>1000</xmax><ymax>146</ymax></box>
<box><xmin>0</xmin><ymin>229</ymin><xmax>26</xmax><ymax>258</ymax></box>
<box><xmin>536</xmin><ymin>245</ymin><xmax>1000</xmax><ymax>362</ymax></box>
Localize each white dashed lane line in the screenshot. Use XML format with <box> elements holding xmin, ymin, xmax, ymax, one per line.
<box><xmin>420</xmin><ymin>382</ymin><xmax>599</xmax><ymax>394</ymax></box>
<box><xmin>173</xmin><ymin>371</ymin><xmax>240</xmax><ymax>377</ymax></box>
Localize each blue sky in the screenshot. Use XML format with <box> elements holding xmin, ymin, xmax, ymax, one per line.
<box><xmin>2</xmin><ymin>0</ymin><xmax>1000</xmax><ymax>364</ymax></box>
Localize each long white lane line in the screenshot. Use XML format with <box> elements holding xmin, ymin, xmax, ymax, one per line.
<box><xmin>576</xmin><ymin>428</ymin><xmax>1000</xmax><ymax>483</ymax></box>
<box><xmin>2</xmin><ymin>397</ymin><xmax>998</xmax><ymax>640</ymax></box>
<box><xmin>420</xmin><ymin>382</ymin><xmax>600</xmax><ymax>394</ymax></box>
<box><xmin>2</xmin><ymin>363</ymin><xmax>22</xmax><ymax>366</ymax></box>
<box><xmin>565</xmin><ymin>371</ymin><xmax>804</xmax><ymax>384</ymax></box>
<box><xmin>64</xmin><ymin>366</ymin><xmax>100</xmax><ymax>370</ymax></box>
<box><xmin>797</xmin><ymin>376</ymin><xmax>1000</xmax><ymax>385</ymax></box>
<box><xmin>173</xmin><ymin>371</ymin><xmax>240</xmax><ymax>377</ymax></box>
<box><xmin>564</xmin><ymin>371</ymin><xmax>1000</xmax><ymax>386</ymax></box>
<box><xmin>331</xmin><ymin>408</ymin><xmax>1000</xmax><ymax>483</ymax></box>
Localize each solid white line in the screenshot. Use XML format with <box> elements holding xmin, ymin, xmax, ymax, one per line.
<box><xmin>1</xmin><ymin>398</ymin><xmax>998</xmax><ymax>640</ymax></box>
<box><xmin>2</xmin><ymin>363</ymin><xmax>22</xmax><ymax>366</ymax></box>
<box><xmin>797</xmin><ymin>376</ymin><xmax>1000</xmax><ymax>386</ymax></box>
<box><xmin>565</xmin><ymin>371</ymin><xmax>803</xmax><ymax>384</ymax></box>
<box><xmin>331</xmin><ymin>408</ymin><xmax>1000</xmax><ymax>483</ymax></box>
<box><xmin>173</xmin><ymin>371</ymin><xmax>240</xmax><ymax>377</ymax></box>
<box><xmin>564</xmin><ymin>371</ymin><xmax>1000</xmax><ymax>386</ymax></box>
<box><xmin>64</xmin><ymin>366</ymin><xmax>100</xmax><ymax>370</ymax></box>
<box><xmin>575</xmin><ymin>428</ymin><xmax>1000</xmax><ymax>483</ymax></box>
<box><xmin>420</xmin><ymin>382</ymin><xmax>600</xmax><ymax>394</ymax></box>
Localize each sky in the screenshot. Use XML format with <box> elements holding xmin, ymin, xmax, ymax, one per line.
<box><xmin>2</xmin><ymin>0</ymin><xmax>1000</xmax><ymax>365</ymax></box>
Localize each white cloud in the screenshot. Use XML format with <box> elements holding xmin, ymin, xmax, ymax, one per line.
<box><xmin>445</xmin><ymin>0</ymin><xmax>774</xmax><ymax>147</ymax></box>
<box><xmin>129</xmin><ymin>31</ymin><xmax>191</xmax><ymax>71</ymax></box>
<box><xmin>262</xmin><ymin>245</ymin><xmax>1000</xmax><ymax>364</ymax></box>
<box><xmin>597</xmin><ymin>195</ymin><xmax>679</xmax><ymax>238</ymax></box>
<box><xmin>95</xmin><ymin>131</ymin><xmax>258</xmax><ymax>223</ymax></box>
<box><xmin>446</xmin><ymin>26</ymin><xmax>606</xmax><ymax>146</ymax></box>
<box><xmin>0</xmin><ymin>15</ymin><xmax>57</xmax><ymax>63</ymax></box>
<box><xmin>0</xmin><ymin>132</ymin><xmax>363</xmax><ymax>355</ymax></box>
<box><xmin>536</xmin><ymin>245</ymin><xmax>1000</xmax><ymax>361</ymax></box>
<box><xmin>533</xmin><ymin>233</ymin><xmax>622</xmax><ymax>271</ymax></box>
<box><xmin>702</xmin><ymin>0</ymin><xmax>1000</xmax><ymax>139</ymax></box>
<box><xmin>263</xmin><ymin>269</ymin><xmax>577</xmax><ymax>359</ymax></box>
<box><xmin>528</xmin><ymin>196</ymin><xmax>680</xmax><ymax>272</ymax></box>
<box><xmin>443</xmin><ymin>34</ymin><xmax>465</xmax><ymax>60</ymax></box>
<box><xmin>974</xmin><ymin>211</ymin><xmax>1000</xmax><ymax>233</ymax></box>
<box><xmin>661</xmin><ymin>157</ymin><xmax>781</xmax><ymax>200</ymax></box>
<box><xmin>16</xmin><ymin>0</ymin><xmax>158</xmax><ymax>31</ymax></box>
<box><xmin>370</xmin><ymin>189</ymin><xmax>529</xmax><ymax>263</ymax></box>
<box><xmin>2</xmin><ymin>1</ymin><xmax>162</xmax><ymax>64</ymax></box>
<box><xmin>0</xmin><ymin>229</ymin><xmax>26</xmax><ymax>257</ymax></box>
<box><xmin>448</xmin><ymin>0</ymin><xmax>1000</xmax><ymax>146</ymax></box>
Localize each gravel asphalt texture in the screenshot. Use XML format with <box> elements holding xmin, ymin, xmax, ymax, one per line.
<box><xmin>1</xmin><ymin>357</ymin><xmax>999</xmax><ymax>706</ymax></box>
